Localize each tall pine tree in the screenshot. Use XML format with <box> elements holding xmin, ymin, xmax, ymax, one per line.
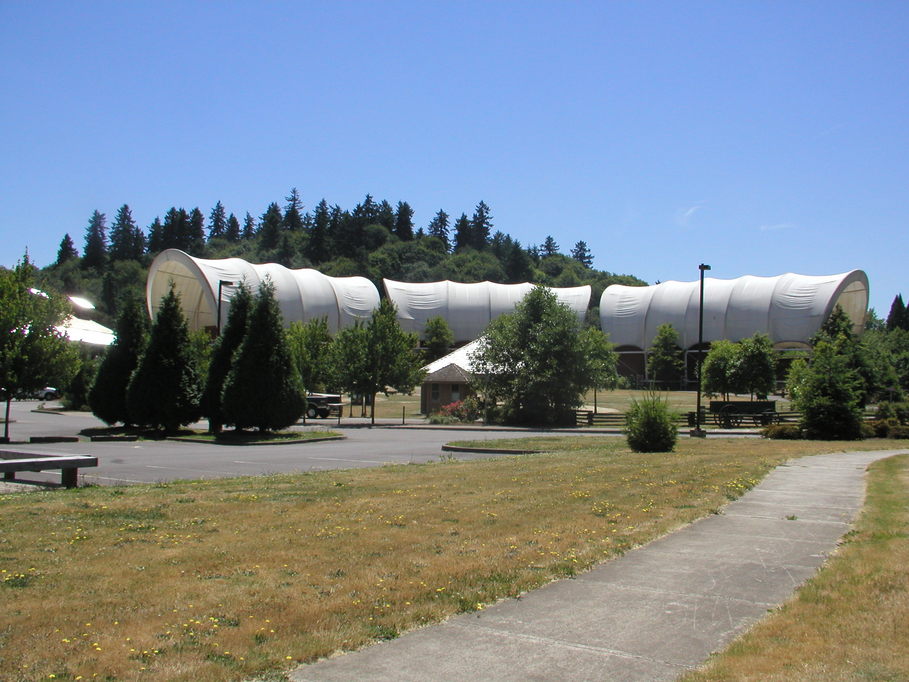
<box><xmin>394</xmin><ymin>201</ymin><xmax>415</xmax><ymax>241</ymax></box>
<box><xmin>82</xmin><ymin>210</ymin><xmax>108</xmax><ymax>269</ymax></box>
<box><xmin>470</xmin><ymin>200</ymin><xmax>493</xmax><ymax>249</ymax></box>
<box><xmin>427</xmin><ymin>209</ymin><xmax>450</xmax><ymax>251</ymax></box>
<box><xmin>258</xmin><ymin>203</ymin><xmax>283</xmax><ymax>249</ymax></box>
<box><xmin>887</xmin><ymin>294</ymin><xmax>908</xmax><ymax>331</ymax></box>
<box><xmin>284</xmin><ymin>188</ymin><xmax>304</xmax><ymax>231</ymax></box>
<box><xmin>208</xmin><ymin>201</ymin><xmax>227</xmax><ymax>240</ymax></box>
<box><xmin>109</xmin><ymin>204</ymin><xmax>143</xmax><ymax>261</ymax></box>
<box><xmin>55</xmin><ymin>234</ymin><xmax>79</xmax><ymax>266</ymax></box>
<box><xmin>307</xmin><ymin>199</ymin><xmax>331</xmax><ymax>263</ymax></box>
<box><xmin>225</xmin><ymin>213</ymin><xmax>241</xmax><ymax>242</ymax></box>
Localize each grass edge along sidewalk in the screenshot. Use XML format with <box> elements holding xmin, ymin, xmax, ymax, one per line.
<box><xmin>683</xmin><ymin>452</ymin><xmax>909</xmax><ymax>681</ymax></box>
<box><xmin>0</xmin><ymin>438</ymin><xmax>904</xmax><ymax>681</ymax></box>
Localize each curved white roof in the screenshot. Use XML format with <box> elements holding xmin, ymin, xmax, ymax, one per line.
<box><xmin>600</xmin><ymin>270</ymin><xmax>868</xmax><ymax>350</ymax></box>
<box><xmin>384</xmin><ymin>279</ymin><xmax>591</xmax><ymax>341</ymax></box>
<box><xmin>146</xmin><ymin>249</ymin><xmax>380</xmax><ymax>333</ymax></box>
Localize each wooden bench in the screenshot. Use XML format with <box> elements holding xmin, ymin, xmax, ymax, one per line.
<box><xmin>0</xmin><ymin>451</ymin><xmax>98</xmax><ymax>488</ymax></box>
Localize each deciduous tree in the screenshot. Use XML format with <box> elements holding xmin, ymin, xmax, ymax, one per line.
<box><xmin>647</xmin><ymin>323</ymin><xmax>685</xmax><ymax>388</ymax></box>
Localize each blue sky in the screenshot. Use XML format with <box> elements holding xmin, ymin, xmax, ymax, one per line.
<box><xmin>2</xmin><ymin>1</ymin><xmax>907</xmax><ymax>316</ymax></box>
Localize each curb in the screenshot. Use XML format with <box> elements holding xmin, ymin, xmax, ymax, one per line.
<box><xmin>441</xmin><ymin>444</ymin><xmax>544</xmax><ymax>455</ymax></box>
<box><xmin>167</xmin><ymin>435</ymin><xmax>346</xmax><ymax>446</ymax></box>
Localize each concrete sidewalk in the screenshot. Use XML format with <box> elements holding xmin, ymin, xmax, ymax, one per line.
<box><xmin>291</xmin><ymin>449</ymin><xmax>907</xmax><ymax>681</ymax></box>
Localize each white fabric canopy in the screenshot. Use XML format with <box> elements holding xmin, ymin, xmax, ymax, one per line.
<box><xmin>384</xmin><ymin>279</ymin><xmax>592</xmax><ymax>342</ymax></box>
<box><xmin>57</xmin><ymin>316</ymin><xmax>115</xmax><ymax>346</ymax></box>
<box><xmin>600</xmin><ymin>270</ymin><xmax>869</xmax><ymax>350</ymax></box>
<box><xmin>146</xmin><ymin>249</ymin><xmax>380</xmax><ymax>333</ymax></box>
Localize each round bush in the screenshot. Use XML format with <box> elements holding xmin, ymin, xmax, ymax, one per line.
<box><xmin>625</xmin><ymin>394</ymin><xmax>677</xmax><ymax>452</ymax></box>
<box><xmin>761</xmin><ymin>424</ymin><xmax>803</xmax><ymax>440</ymax></box>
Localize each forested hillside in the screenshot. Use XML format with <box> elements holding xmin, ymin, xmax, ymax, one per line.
<box><xmin>36</xmin><ymin>189</ymin><xmax>646</xmax><ymax>327</ymax></box>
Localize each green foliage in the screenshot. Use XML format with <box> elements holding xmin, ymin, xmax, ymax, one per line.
<box><xmin>65</xmin><ymin>348</ymin><xmax>101</xmax><ymax>411</ymax></box>
<box><xmin>201</xmin><ymin>282</ymin><xmax>252</xmax><ymax>433</ymax></box>
<box><xmin>886</xmin><ymin>294</ymin><xmax>908</xmax><ymax>331</ymax></box>
<box><xmin>761</xmin><ymin>424</ymin><xmax>803</xmax><ymax>440</ymax></box>
<box><xmin>126</xmin><ymin>286</ymin><xmax>202</xmax><ymax>432</ymax></box>
<box><xmin>81</xmin><ymin>210</ymin><xmax>108</xmax><ymax>270</ymax></box>
<box><xmin>0</xmin><ymin>256</ymin><xmax>80</xmax><ymax>439</ymax></box>
<box><xmin>701</xmin><ymin>339</ymin><xmax>740</xmax><ymax>400</ymax></box>
<box><xmin>472</xmin><ymin>286</ymin><xmax>603</xmax><ymax>426</ymax></box>
<box><xmin>625</xmin><ymin>392</ymin><xmax>677</xmax><ymax>452</ymax></box>
<box><xmin>736</xmin><ymin>333</ymin><xmax>776</xmax><ymax>399</ymax></box>
<box><xmin>330</xmin><ymin>322</ymin><xmax>370</xmax><ymax>416</ymax></box>
<box><xmin>796</xmin><ymin>339</ymin><xmax>864</xmax><ymax>440</ymax></box>
<box><xmin>363</xmin><ymin>299</ymin><xmax>425</xmax><ymax>423</ymax></box>
<box><xmin>647</xmin><ymin>323</ymin><xmax>684</xmax><ymax>388</ymax></box>
<box><xmin>422</xmin><ymin>316</ymin><xmax>454</xmax><ymax>362</ymax></box>
<box><xmin>582</xmin><ymin>327</ymin><xmax>619</xmax><ymax>391</ymax></box>
<box><xmin>286</xmin><ymin>317</ymin><xmax>334</xmax><ymax>392</ymax></box>
<box><xmin>88</xmin><ymin>295</ymin><xmax>149</xmax><ymax>425</ymax></box>
<box><xmin>222</xmin><ymin>281</ymin><xmax>305</xmax><ymax>431</ymax></box>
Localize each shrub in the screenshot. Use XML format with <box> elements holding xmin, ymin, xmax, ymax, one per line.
<box><xmin>888</xmin><ymin>425</ymin><xmax>909</xmax><ymax>439</ymax></box>
<box><xmin>438</xmin><ymin>397</ymin><xmax>480</xmax><ymax>423</ymax></box>
<box><xmin>872</xmin><ymin>419</ymin><xmax>898</xmax><ymax>438</ymax></box>
<box><xmin>860</xmin><ymin>422</ymin><xmax>876</xmax><ymax>439</ymax></box>
<box><xmin>761</xmin><ymin>424</ymin><xmax>803</xmax><ymax>440</ymax></box>
<box><xmin>625</xmin><ymin>393</ymin><xmax>677</xmax><ymax>452</ymax></box>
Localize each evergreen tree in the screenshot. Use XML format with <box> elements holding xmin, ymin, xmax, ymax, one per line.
<box><xmin>504</xmin><ymin>242</ymin><xmax>533</xmax><ymax>283</ymax></box>
<box><xmin>225</xmin><ymin>213</ymin><xmax>241</xmax><ymax>242</ymax></box>
<box><xmin>55</xmin><ymin>234</ymin><xmax>79</xmax><ymax>266</ymax></box>
<box><xmin>222</xmin><ymin>281</ymin><xmax>305</xmax><ymax>431</ymax></box>
<box><xmin>284</xmin><ymin>188</ymin><xmax>304</xmax><ymax>231</ymax></box>
<box><xmin>812</xmin><ymin>305</ymin><xmax>876</xmax><ymax>405</ymax></box>
<box><xmin>82</xmin><ymin>210</ymin><xmax>108</xmax><ymax>269</ymax></box>
<box><xmin>427</xmin><ymin>209</ymin><xmax>450</xmax><ymax>251</ymax></box>
<box><xmin>570</xmin><ymin>240</ymin><xmax>593</xmax><ymax>268</ymax></box>
<box><xmin>147</xmin><ymin>217</ymin><xmax>164</xmax><ymax>254</ymax></box>
<box><xmin>258</xmin><ymin>202</ymin><xmax>283</xmax><ymax>250</ymax></box>
<box><xmin>126</xmin><ymin>286</ymin><xmax>201</xmax><ymax>432</ymax></box>
<box><xmin>647</xmin><ymin>323</ymin><xmax>685</xmax><ymax>388</ymax></box>
<box><xmin>187</xmin><ymin>207</ymin><xmax>206</xmax><ymax>252</ymax></box>
<box><xmin>887</xmin><ymin>294</ymin><xmax>908</xmax><ymax>331</ymax></box>
<box><xmin>797</xmin><ymin>338</ymin><xmax>863</xmax><ymax>440</ymax></box>
<box><xmin>307</xmin><ymin>199</ymin><xmax>331</xmax><ymax>263</ymax></box>
<box><xmin>242</xmin><ymin>212</ymin><xmax>256</xmax><ymax>240</ymax></box>
<box><xmin>161</xmin><ymin>207</ymin><xmax>189</xmax><ymax>251</ymax></box>
<box><xmin>423</xmin><ymin>316</ymin><xmax>454</xmax><ymax>362</ymax></box>
<box><xmin>453</xmin><ymin>213</ymin><xmax>472</xmax><ymax>251</ymax></box>
<box><xmin>201</xmin><ymin>282</ymin><xmax>252</xmax><ymax>433</ymax></box>
<box><xmin>542</xmin><ymin>236</ymin><xmax>561</xmax><ymax>257</ymax></box>
<box><xmin>394</xmin><ymin>201</ymin><xmax>415</xmax><ymax>241</ymax></box>
<box><xmin>469</xmin><ymin>200</ymin><xmax>493</xmax><ymax>249</ymax></box>
<box><xmin>109</xmin><ymin>204</ymin><xmax>142</xmax><ymax>261</ymax></box>
<box><xmin>88</xmin><ymin>294</ymin><xmax>149</xmax><ymax>425</ymax></box>
<box><xmin>209</xmin><ymin>201</ymin><xmax>227</xmax><ymax>240</ymax></box>
<box><xmin>377</xmin><ymin>200</ymin><xmax>395</xmax><ymax>230</ymax></box>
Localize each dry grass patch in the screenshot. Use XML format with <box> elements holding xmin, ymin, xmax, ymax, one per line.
<box><xmin>0</xmin><ymin>439</ymin><xmax>903</xmax><ymax>681</ymax></box>
<box><xmin>683</xmin><ymin>453</ymin><xmax>909</xmax><ymax>682</ymax></box>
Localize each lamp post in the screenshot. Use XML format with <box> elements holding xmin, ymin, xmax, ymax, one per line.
<box><xmin>217</xmin><ymin>280</ymin><xmax>235</xmax><ymax>334</ymax></box>
<box><xmin>691</xmin><ymin>263</ymin><xmax>711</xmax><ymax>437</ymax></box>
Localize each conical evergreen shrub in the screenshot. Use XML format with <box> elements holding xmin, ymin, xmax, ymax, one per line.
<box><xmin>201</xmin><ymin>282</ymin><xmax>252</xmax><ymax>433</ymax></box>
<box><xmin>89</xmin><ymin>295</ymin><xmax>148</xmax><ymax>425</ymax></box>
<box><xmin>126</xmin><ymin>286</ymin><xmax>201</xmax><ymax>432</ymax></box>
<box><xmin>222</xmin><ymin>280</ymin><xmax>305</xmax><ymax>431</ymax></box>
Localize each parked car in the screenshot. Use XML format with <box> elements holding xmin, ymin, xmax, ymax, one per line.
<box><xmin>306</xmin><ymin>393</ymin><xmax>342</xmax><ymax>419</ymax></box>
<box><xmin>30</xmin><ymin>387</ymin><xmax>60</xmax><ymax>401</ymax></box>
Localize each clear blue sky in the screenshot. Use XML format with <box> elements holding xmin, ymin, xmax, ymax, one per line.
<box><xmin>2</xmin><ymin>1</ymin><xmax>907</xmax><ymax>316</ymax></box>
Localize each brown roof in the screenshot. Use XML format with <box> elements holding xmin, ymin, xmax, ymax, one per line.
<box><xmin>423</xmin><ymin>363</ymin><xmax>472</xmax><ymax>384</ymax></box>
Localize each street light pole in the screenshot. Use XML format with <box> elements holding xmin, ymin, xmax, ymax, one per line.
<box><xmin>217</xmin><ymin>280</ymin><xmax>235</xmax><ymax>335</ymax></box>
<box><xmin>692</xmin><ymin>263</ymin><xmax>711</xmax><ymax>437</ymax></box>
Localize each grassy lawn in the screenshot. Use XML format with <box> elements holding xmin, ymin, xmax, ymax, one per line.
<box><xmin>0</xmin><ymin>438</ymin><xmax>904</xmax><ymax>681</ymax></box>
<box><xmin>683</xmin><ymin>453</ymin><xmax>909</xmax><ymax>681</ymax></box>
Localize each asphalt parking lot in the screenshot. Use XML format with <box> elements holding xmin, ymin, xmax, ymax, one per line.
<box><xmin>1</xmin><ymin>401</ymin><xmax>602</xmax><ymax>486</ymax></box>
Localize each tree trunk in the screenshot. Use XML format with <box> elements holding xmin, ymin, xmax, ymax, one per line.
<box><xmin>3</xmin><ymin>397</ymin><xmax>11</xmax><ymax>442</ymax></box>
<box><xmin>370</xmin><ymin>392</ymin><xmax>376</xmax><ymax>425</ymax></box>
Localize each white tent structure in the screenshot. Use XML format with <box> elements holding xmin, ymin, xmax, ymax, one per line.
<box><xmin>146</xmin><ymin>249</ymin><xmax>380</xmax><ymax>333</ymax></box>
<box><xmin>56</xmin><ymin>316</ymin><xmax>115</xmax><ymax>346</ymax></box>
<box><xmin>600</xmin><ymin>270</ymin><xmax>869</xmax><ymax>378</ymax></box>
<box><xmin>383</xmin><ymin>279</ymin><xmax>592</xmax><ymax>341</ymax></box>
